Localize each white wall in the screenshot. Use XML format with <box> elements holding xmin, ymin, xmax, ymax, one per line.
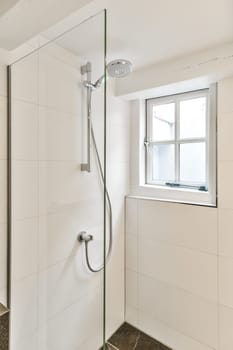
<box><xmin>0</xmin><ymin>61</ymin><xmax>7</xmax><ymax>307</ymax></box>
<box><xmin>125</xmin><ymin>76</ymin><xmax>233</xmax><ymax>350</ymax></box>
<box><xmin>10</xmin><ymin>39</ymin><xmax>130</xmax><ymax>350</ymax></box>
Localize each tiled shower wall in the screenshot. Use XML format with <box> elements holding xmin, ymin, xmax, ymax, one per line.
<box><xmin>10</xmin><ymin>43</ymin><xmax>129</xmax><ymax>350</ymax></box>
<box><xmin>0</xmin><ymin>62</ymin><xmax>7</xmax><ymax>307</ymax></box>
<box><xmin>125</xmin><ymin>76</ymin><xmax>233</xmax><ymax>350</ymax></box>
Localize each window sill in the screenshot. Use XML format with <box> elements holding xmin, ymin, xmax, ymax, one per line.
<box><xmin>129</xmin><ymin>184</ymin><xmax>217</xmax><ymax>207</ymax></box>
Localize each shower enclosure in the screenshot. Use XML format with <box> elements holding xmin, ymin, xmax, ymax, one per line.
<box><xmin>8</xmin><ymin>10</ymin><xmax>118</xmax><ymax>350</ymax></box>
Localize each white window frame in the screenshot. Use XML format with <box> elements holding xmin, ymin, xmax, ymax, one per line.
<box><xmin>146</xmin><ymin>89</ymin><xmax>209</xmax><ymax>189</ymax></box>
<box><xmin>130</xmin><ymin>84</ymin><xmax>217</xmax><ymax>206</ymax></box>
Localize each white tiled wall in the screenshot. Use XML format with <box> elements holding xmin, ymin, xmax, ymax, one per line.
<box><xmin>0</xmin><ymin>63</ymin><xmax>7</xmax><ymax>306</ymax></box>
<box><xmin>218</xmin><ymin>77</ymin><xmax>233</xmax><ymax>350</ymax></box>
<box><xmin>10</xmin><ymin>40</ymin><xmax>130</xmax><ymax>350</ymax></box>
<box><xmin>126</xmin><ymin>76</ymin><xmax>233</xmax><ymax>350</ymax></box>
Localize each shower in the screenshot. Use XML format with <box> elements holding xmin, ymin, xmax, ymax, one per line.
<box><xmin>78</xmin><ymin>59</ymin><xmax>132</xmax><ymax>272</ymax></box>
<box><xmin>83</xmin><ymin>59</ymin><xmax>132</xmax><ymax>90</ymax></box>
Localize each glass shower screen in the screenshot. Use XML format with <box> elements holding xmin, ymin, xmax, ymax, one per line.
<box><xmin>9</xmin><ymin>10</ymin><xmax>107</xmax><ymax>350</ymax></box>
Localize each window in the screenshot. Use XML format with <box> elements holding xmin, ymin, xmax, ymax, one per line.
<box><xmin>143</xmin><ymin>87</ymin><xmax>216</xmax><ymax>206</ymax></box>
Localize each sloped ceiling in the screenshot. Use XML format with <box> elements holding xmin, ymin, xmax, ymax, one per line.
<box><xmin>0</xmin><ymin>0</ymin><xmax>20</xmax><ymax>17</ymax></box>
<box><xmin>42</xmin><ymin>0</ymin><xmax>233</xmax><ymax>70</ymax></box>
<box><xmin>0</xmin><ymin>0</ymin><xmax>233</xmax><ymax>72</ymax></box>
<box><xmin>0</xmin><ymin>0</ymin><xmax>92</xmax><ymax>49</ymax></box>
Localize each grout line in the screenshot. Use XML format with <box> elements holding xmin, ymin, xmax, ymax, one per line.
<box><xmin>7</xmin><ymin>64</ymin><xmax>12</xmax><ymax>350</ymax></box>
<box><xmin>36</xmin><ymin>49</ymin><xmax>40</xmax><ymax>347</ymax></box>
<box><xmin>124</xmin><ymin>196</ymin><xmax>126</xmax><ymax>322</ymax></box>
<box><xmin>136</xmin><ymin>233</ymin><xmax>219</xmax><ymax>257</ymax></box>
<box><xmin>107</xmin><ymin>342</ymin><xmax>119</xmax><ymax>350</ymax></box>
<box><xmin>217</xmin><ymin>206</ymin><xmax>220</xmax><ymax>350</ymax></box>
<box><xmin>136</xmin><ymin>199</ymin><xmax>139</xmax><ymax>327</ymax></box>
<box><xmin>133</xmin><ymin>332</ymin><xmax>140</xmax><ymax>350</ymax></box>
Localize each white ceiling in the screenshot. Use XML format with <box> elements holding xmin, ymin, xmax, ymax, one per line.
<box><xmin>41</xmin><ymin>0</ymin><xmax>233</xmax><ymax>71</ymax></box>
<box><xmin>105</xmin><ymin>0</ymin><xmax>233</xmax><ymax>69</ymax></box>
<box><xmin>0</xmin><ymin>0</ymin><xmax>20</xmax><ymax>17</ymax></box>
<box><xmin>1</xmin><ymin>0</ymin><xmax>233</xmax><ymax>70</ymax></box>
<box><xmin>0</xmin><ymin>0</ymin><xmax>92</xmax><ymax>49</ymax></box>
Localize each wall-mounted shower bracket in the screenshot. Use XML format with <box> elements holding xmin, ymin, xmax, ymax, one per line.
<box><xmin>80</xmin><ymin>62</ymin><xmax>92</xmax><ymax>75</ymax></box>
<box><xmin>78</xmin><ymin>231</ymin><xmax>93</xmax><ymax>242</ymax></box>
<box><xmin>81</xmin><ymin>163</ymin><xmax>90</xmax><ymax>172</ymax></box>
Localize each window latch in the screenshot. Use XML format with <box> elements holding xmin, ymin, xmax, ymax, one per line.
<box><xmin>144</xmin><ymin>140</ymin><xmax>150</xmax><ymax>148</ymax></box>
<box><xmin>165</xmin><ymin>182</ymin><xmax>207</xmax><ymax>192</ymax></box>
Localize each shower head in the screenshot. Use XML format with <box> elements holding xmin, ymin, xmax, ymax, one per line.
<box><xmin>83</xmin><ymin>59</ymin><xmax>132</xmax><ymax>90</ymax></box>
<box><xmin>107</xmin><ymin>59</ymin><xmax>132</xmax><ymax>78</ymax></box>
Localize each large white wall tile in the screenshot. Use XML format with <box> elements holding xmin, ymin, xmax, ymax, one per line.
<box><xmin>38</xmin><ymin>199</ymin><xmax>104</xmax><ymax>269</ymax></box>
<box><xmin>11</xmin><ymin>332</ymin><xmax>38</xmax><ymax>350</ymax></box>
<box><xmin>11</xmin><ymin>275</ymin><xmax>38</xmax><ymax>341</ymax></box>
<box><xmin>111</xmin><ymin>197</ymin><xmax>125</xmax><ymax>235</ymax></box>
<box><xmin>38</xmin><ymin>161</ymin><xmax>102</xmax><ymax>215</ymax></box>
<box><xmin>108</xmin><ymin>162</ymin><xmax>129</xmax><ymax>199</ymax></box>
<box><xmin>38</xmin><ymin>257</ymin><xmax>101</xmax><ymax>322</ymax></box>
<box><xmin>40</xmin><ymin>54</ymin><xmax>81</xmax><ymax>115</ymax></box>
<box><xmin>218</xmin><ymin>161</ymin><xmax>233</xmax><ymax>209</ymax></box>
<box><xmin>138</xmin><ymin>200</ymin><xmax>217</xmax><ymax>254</ymax></box>
<box><xmin>12</xmin><ymin>218</ymin><xmax>38</xmax><ymax>281</ymax></box>
<box><xmin>0</xmin><ymin>65</ymin><xmax>7</xmax><ymax>97</ymax></box>
<box><xmin>138</xmin><ymin>275</ymin><xmax>218</xmax><ymax>349</ymax></box>
<box><xmin>126</xmin><ymin>269</ymin><xmax>138</xmax><ymax>310</ymax></box>
<box><xmin>0</xmin><ymin>160</ymin><xmax>7</xmax><ymax>223</ymax></box>
<box><xmin>0</xmin><ymin>96</ymin><xmax>7</xmax><ymax>160</ymax></box>
<box><xmin>108</xmin><ymin>124</ymin><xmax>130</xmax><ymax>163</ymax></box>
<box><xmin>126</xmin><ymin>197</ymin><xmax>138</xmax><ymax>234</ymax></box>
<box><xmin>218</xmin><ymin>112</ymin><xmax>233</xmax><ymax>161</ymax></box>
<box><xmin>139</xmin><ymin>312</ymin><xmax>214</xmax><ymax>350</ymax></box>
<box><xmin>219</xmin><ymin>256</ymin><xmax>233</xmax><ymax>308</ymax></box>
<box><xmin>125</xmin><ymin>305</ymin><xmax>138</xmax><ymax>328</ymax></box>
<box><xmin>12</xmin><ymin>161</ymin><xmax>38</xmax><ymax>220</ymax></box>
<box><xmin>44</xmin><ymin>289</ymin><xmax>102</xmax><ymax>350</ymax></box>
<box><xmin>219</xmin><ymin>209</ymin><xmax>233</xmax><ymax>258</ymax></box>
<box><xmin>11</xmin><ymin>52</ymin><xmax>38</xmax><ymax>104</ymax></box>
<box><xmin>218</xmin><ymin>78</ymin><xmax>233</xmax><ymax>114</ymax></box>
<box><xmin>0</xmin><ymin>64</ymin><xmax>7</xmax><ymax>309</ymax></box>
<box><xmin>108</xmin><ymin>90</ymin><xmax>130</xmax><ymax>128</ymax></box>
<box><xmin>0</xmin><ymin>223</ymin><xmax>7</xmax><ymax>291</ymax></box>
<box><xmin>126</xmin><ymin>233</ymin><xmax>137</xmax><ymax>271</ymax></box>
<box><xmin>12</xmin><ymin>100</ymin><xmax>38</xmax><ymax>160</ymax></box>
<box><xmin>38</xmin><ymin>107</ymin><xmax>81</xmax><ymax>161</ymax></box>
<box><xmin>138</xmin><ymin>237</ymin><xmax>217</xmax><ymax>302</ymax></box>
<box><xmin>106</xmin><ymin>266</ymin><xmax>125</xmax><ymax>338</ymax></box>
<box><xmin>219</xmin><ymin>305</ymin><xmax>233</xmax><ymax>350</ymax></box>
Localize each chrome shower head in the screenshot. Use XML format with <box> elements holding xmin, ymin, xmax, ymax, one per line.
<box><xmin>82</xmin><ymin>59</ymin><xmax>132</xmax><ymax>90</ymax></box>
<box><xmin>107</xmin><ymin>59</ymin><xmax>132</xmax><ymax>78</ymax></box>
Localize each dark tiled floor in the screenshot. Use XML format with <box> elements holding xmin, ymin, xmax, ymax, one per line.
<box><xmin>105</xmin><ymin>323</ymin><xmax>172</xmax><ymax>350</ymax></box>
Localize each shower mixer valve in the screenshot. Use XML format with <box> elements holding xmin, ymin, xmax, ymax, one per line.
<box><xmin>78</xmin><ymin>231</ymin><xmax>93</xmax><ymax>243</ymax></box>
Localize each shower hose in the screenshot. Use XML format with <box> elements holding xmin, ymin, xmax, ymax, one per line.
<box><xmin>82</xmin><ymin>123</ymin><xmax>113</xmax><ymax>273</ymax></box>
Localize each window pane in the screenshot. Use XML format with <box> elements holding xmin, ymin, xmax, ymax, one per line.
<box><xmin>180</xmin><ymin>142</ymin><xmax>206</xmax><ymax>184</ymax></box>
<box><xmin>152</xmin><ymin>103</ymin><xmax>175</xmax><ymax>141</ymax></box>
<box><xmin>180</xmin><ymin>97</ymin><xmax>206</xmax><ymax>139</ymax></box>
<box><xmin>152</xmin><ymin>144</ymin><xmax>175</xmax><ymax>182</ymax></box>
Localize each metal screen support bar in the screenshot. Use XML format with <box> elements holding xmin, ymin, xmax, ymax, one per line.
<box><xmin>81</xmin><ymin>62</ymin><xmax>92</xmax><ymax>172</ymax></box>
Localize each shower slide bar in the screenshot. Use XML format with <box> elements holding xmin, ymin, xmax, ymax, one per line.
<box><xmin>81</xmin><ymin>62</ymin><xmax>92</xmax><ymax>172</ymax></box>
